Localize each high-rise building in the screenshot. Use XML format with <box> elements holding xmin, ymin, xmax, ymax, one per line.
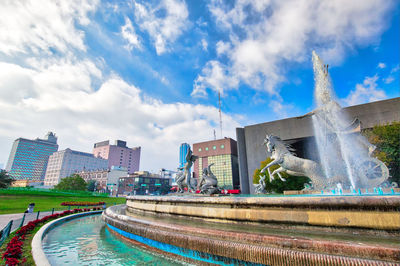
<box><xmin>179</xmin><ymin>143</ymin><xmax>190</xmax><ymax>168</ymax></box>
<box><xmin>6</xmin><ymin>132</ymin><xmax>58</xmax><ymax>181</ymax></box>
<box><xmin>93</xmin><ymin>140</ymin><xmax>140</xmax><ymax>174</ymax></box>
<box><xmin>44</xmin><ymin>148</ymin><xmax>108</xmax><ymax>186</ymax></box>
<box><xmin>193</xmin><ymin>138</ymin><xmax>239</xmax><ymax>190</ymax></box>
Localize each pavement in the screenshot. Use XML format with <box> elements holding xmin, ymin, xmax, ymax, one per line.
<box><xmin>0</xmin><ymin>211</ymin><xmax>64</xmax><ymax>233</ymax></box>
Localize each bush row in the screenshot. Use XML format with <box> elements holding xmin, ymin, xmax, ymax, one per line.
<box><xmin>60</xmin><ymin>201</ymin><xmax>105</xmax><ymax>206</ymax></box>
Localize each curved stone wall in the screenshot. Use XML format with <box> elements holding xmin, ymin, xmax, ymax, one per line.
<box><xmin>103</xmin><ymin>196</ymin><xmax>400</xmax><ymax>265</ymax></box>
<box><xmin>126</xmin><ymin>195</ymin><xmax>400</xmax><ymax>230</ymax></box>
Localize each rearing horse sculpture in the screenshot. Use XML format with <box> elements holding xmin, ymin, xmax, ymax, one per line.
<box><xmin>260</xmin><ymin>135</ymin><xmax>344</xmax><ymax>190</ymax></box>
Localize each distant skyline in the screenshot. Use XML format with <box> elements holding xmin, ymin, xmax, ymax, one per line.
<box><xmin>0</xmin><ymin>0</ymin><xmax>399</xmax><ymax>172</ymax></box>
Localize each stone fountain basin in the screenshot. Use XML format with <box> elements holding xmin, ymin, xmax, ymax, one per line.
<box><xmin>102</xmin><ymin>195</ymin><xmax>400</xmax><ymax>265</ymax></box>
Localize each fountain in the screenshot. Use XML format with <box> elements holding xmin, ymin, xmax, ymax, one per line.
<box><xmin>310</xmin><ymin>51</ymin><xmax>389</xmax><ymax>189</ymax></box>
<box><xmin>100</xmin><ymin>52</ymin><xmax>399</xmax><ymax>265</ymax></box>
<box><xmin>35</xmin><ymin>52</ymin><xmax>400</xmax><ymax>265</ymax></box>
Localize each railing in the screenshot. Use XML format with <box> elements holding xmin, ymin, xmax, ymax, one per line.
<box><xmin>0</xmin><ymin>204</ymin><xmax>115</xmax><ymax>247</ymax></box>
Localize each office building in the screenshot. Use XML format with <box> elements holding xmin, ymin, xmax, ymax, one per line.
<box><xmin>77</xmin><ymin>166</ymin><xmax>128</xmax><ymax>194</ymax></box>
<box><xmin>44</xmin><ymin>148</ymin><xmax>108</xmax><ymax>186</ymax></box>
<box><xmin>193</xmin><ymin>138</ymin><xmax>239</xmax><ymax>190</ymax></box>
<box><xmin>93</xmin><ymin>140</ymin><xmax>140</xmax><ymax>174</ymax></box>
<box><xmin>179</xmin><ymin>143</ymin><xmax>190</xmax><ymax>168</ymax></box>
<box><xmin>6</xmin><ymin>132</ymin><xmax>58</xmax><ymax>182</ymax></box>
<box><xmin>118</xmin><ymin>171</ymin><xmax>171</xmax><ymax>196</ymax></box>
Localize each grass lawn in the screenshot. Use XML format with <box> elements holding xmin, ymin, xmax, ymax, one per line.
<box><xmin>0</xmin><ymin>191</ymin><xmax>126</xmax><ymax>215</ymax></box>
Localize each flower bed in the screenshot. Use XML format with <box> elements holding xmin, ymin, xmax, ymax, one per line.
<box><xmin>60</xmin><ymin>201</ymin><xmax>105</xmax><ymax>206</ymax></box>
<box><xmin>1</xmin><ymin>208</ymin><xmax>101</xmax><ymax>265</ymax></box>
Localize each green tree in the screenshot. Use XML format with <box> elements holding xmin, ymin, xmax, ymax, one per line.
<box><xmin>253</xmin><ymin>158</ymin><xmax>310</xmax><ymax>193</ymax></box>
<box><xmin>87</xmin><ymin>180</ymin><xmax>97</xmax><ymax>192</ymax></box>
<box><xmin>53</xmin><ymin>174</ymin><xmax>87</xmax><ymax>191</ymax></box>
<box><xmin>363</xmin><ymin>122</ymin><xmax>400</xmax><ymax>184</ymax></box>
<box><xmin>0</xmin><ymin>170</ymin><xmax>14</xmax><ymax>188</ymax></box>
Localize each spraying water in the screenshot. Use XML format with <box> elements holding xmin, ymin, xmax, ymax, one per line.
<box><xmin>310</xmin><ymin>51</ymin><xmax>386</xmax><ymax>189</ymax></box>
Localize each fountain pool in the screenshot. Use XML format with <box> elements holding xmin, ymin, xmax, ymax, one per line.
<box><xmin>42</xmin><ymin>214</ymin><xmax>186</xmax><ymax>265</ymax></box>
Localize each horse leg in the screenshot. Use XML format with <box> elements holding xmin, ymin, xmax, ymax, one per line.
<box><xmin>261</xmin><ymin>158</ymin><xmax>281</xmax><ymax>174</ymax></box>
<box><xmin>267</xmin><ymin>168</ymin><xmax>274</xmax><ymax>182</ymax></box>
<box><xmin>271</xmin><ymin>167</ymin><xmax>286</xmax><ymax>182</ymax></box>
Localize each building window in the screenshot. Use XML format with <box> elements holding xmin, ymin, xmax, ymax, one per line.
<box><xmin>220</xmin><ymin>145</ymin><xmax>224</xmax><ymax>149</ymax></box>
<box><xmin>205</xmin><ymin>147</ymin><xmax>209</xmax><ymax>151</ymax></box>
<box><xmin>213</xmin><ymin>146</ymin><xmax>216</xmax><ymax>150</ymax></box>
<box><xmin>198</xmin><ymin>148</ymin><xmax>202</xmax><ymax>152</ymax></box>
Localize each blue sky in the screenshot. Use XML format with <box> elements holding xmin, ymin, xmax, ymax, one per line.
<box><xmin>0</xmin><ymin>0</ymin><xmax>398</xmax><ymax>171</ymax></box>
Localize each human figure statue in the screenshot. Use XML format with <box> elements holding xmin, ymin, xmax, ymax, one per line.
<box><xmin>184</xmin><ymin>148</ymin><xmax>198</xmax><ymax>193</ymax></box>
<box><xmin>199</xmin><ymin>163</ymin><xmax>219</xmax><ymax>195</ymax></box>
<box><xmin>175</xmin><ymin>167</ymin><xmax>185</xmax><ymax>193</ymax></box>
<box><xmin>254</xmin><ymin>175</ymin><xmax>267</xmax><ymax>194</ymax></box>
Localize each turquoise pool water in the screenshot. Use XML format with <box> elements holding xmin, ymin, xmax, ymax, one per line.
<box><xmin>42</xmin><ymin>214</ymin><xmax>186</xmax><ymax>265</ymax></box>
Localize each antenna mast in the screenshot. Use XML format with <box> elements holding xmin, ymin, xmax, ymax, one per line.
<box><xmin>218</xmin><ymin>91</ymin><xmax>222</xmax><ymax>139</ymax></box>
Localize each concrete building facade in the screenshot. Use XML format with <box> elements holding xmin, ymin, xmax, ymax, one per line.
<box><xmin>236</xmin><ymin>98</ymin><xmax>400</xmax><ymax>194</ymax></box>
<box><xmin>193</xmin><ymin>138</ymin><xmax>239</xmax><ymax>190</ymax></box>
<box><xmin>6</xmin><ymin>132</ymin><xmax>58</xmax><ymax>181</ymax></box>
<box><xmin>44</xmin><ymin>148</ymin><xmax>108</xmax><ymax>186</ymax></box>
<box><xmin>93</xmin><ymin>140</ymin><xmax>140</xmax><ymax>174</ymax></box>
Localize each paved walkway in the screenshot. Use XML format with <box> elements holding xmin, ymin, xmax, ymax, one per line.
<box><xmin>0</xmin><ymin>211</ymin><xmax>64</xmax><ymax>232</ymax></box>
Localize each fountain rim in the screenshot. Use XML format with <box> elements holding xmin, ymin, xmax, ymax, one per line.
<box><xmin>31</xmin><ymin>210</ymin><xmax>103</xmax><ymax>266</ymax></box>
<box><xmin>126</xmin><ymin>195</ymin><xmax>400</xmax><ymax>208</ymax></box>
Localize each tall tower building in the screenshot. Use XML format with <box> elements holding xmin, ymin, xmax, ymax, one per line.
<box><xmin>5</xmin><ymin>132</ymin><xmax>59</xmax><ymax>181</ymax></box>
<box><xmin>44</xmin><ymin>148</ymin><xmax>108</xmax><ymax>186</ymax></box>
<box><xmin>193</xmin><ymin>138</ymin><xmax>239</xmax><ymax>190</ymax></box>
<box><xmin>179</xmin><ymin>143</ymin><xmax>190</xmax><ymax>168</ymax></box>
<box><xmin>93</xmin><ymin>140</ymin><xmax>140</xmax><ymax>174</ymax></box>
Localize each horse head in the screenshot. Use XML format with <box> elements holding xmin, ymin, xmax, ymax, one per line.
<box><xmin>263</xmin><ymin>134</ymin><xmax>276</xmax><ymax>153</ymax></box>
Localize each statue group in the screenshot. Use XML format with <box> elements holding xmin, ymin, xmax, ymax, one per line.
<box><xmin>175</xmin><ymin>148</ymin><xmax>220</xmax><ymax>194</ymax></box>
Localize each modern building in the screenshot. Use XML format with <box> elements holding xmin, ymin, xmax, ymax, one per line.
<box><xmin>77</xmin><ymin>166</ymin><xmax>128</xmax><ymax>194</ymax></box>
<box><xmin>192</xmin><ymin>138</ymin><xmax>240</xmax><ymax>190</ymax></box>
<box><xmin>44</xmin><ymin>148</ymin><xmax>108</xmax><ymax>186</ymax></box>
<box><xmin>118</xmin><ymin>171</ymin><xmax>171</xmax><ymax>196</ymax></box>
<box><xmin>5</xmin><ymin>132</ymin><xmax>58</xmax><ymax>182</ymax></box>
<box><xmin>179</xmin><ymin>143</ymin><xmax>190</xmax><ymax>168</ymax></box>
<box><xmin>236</xmin><ymin>97</ymin><xmax>400</xmax><ymax>194</ymax></box>
<box><xmin>93</xmin><ymin>140</ymin><xmax>140</xmax><ymax>174</ymax></box>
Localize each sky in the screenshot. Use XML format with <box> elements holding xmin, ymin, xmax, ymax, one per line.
<box><xmin>0</xmin><ymin>0</ymin><xmax>399</xmax><ymax>172</ymax></box>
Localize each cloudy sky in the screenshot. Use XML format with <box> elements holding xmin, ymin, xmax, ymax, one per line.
<box><xmin>0</xmin><ymin>0</ymin><xmax>399</xmax><ymax>172</ymax></box>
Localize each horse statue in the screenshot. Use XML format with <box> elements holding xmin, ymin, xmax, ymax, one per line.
<box><xmin>260</xmin><ymin>135</ymin><xmax>346</xmax><ymax>190</ymax></box>
<box><xmin>184</xmin><ymin>148</ymin><xmax>198</xmax><ymax>193</ymax></box>
<box><xmin>254</xmin><ymin>175</ymin><xmax>267</xmax><ymax>194</ymax></box>
<box><xmin>199</xmin><ymin>163</ymin><xmax>220</xmax><ymax>195</ymax></box>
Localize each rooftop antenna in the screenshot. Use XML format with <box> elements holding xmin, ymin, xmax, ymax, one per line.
<box><xmin>218</xmin><ymin>91</ymin><xmax>222</xmax><ymax>139</ymax></box>
<box><xmin>213</xmin><ymin>129</ymin><xmax>216</xmax><ymax>140</ymax></box>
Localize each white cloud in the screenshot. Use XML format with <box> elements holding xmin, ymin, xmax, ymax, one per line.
<box><xmin>0</xmin><ymin>0</ymin><xmax>240</xmax><ymax>172</ymax></box>
<box><xmin>121</xmin><ymin>17</ymin><xmax>141</xmax><ymax>51</ymax></box>
<box><xmin>201</xmin><ymin>39</ymin><xmax>208</xmax><ymax>51</ymax></box>
<box><xmin>0</xmin><ymin>0</ymin><xmax>98</xmax><ymax>55</ymax></box>
<box><xmin>133</xmin><ymin>0</ymin><xmax>189</xmax><ymax>55</ymax></box>
<box><xmin>192</xmin><ymin>61</ymin><xmax>239</xmax><ymax>97</ymax></box>
<box><xmin>377</xmin><ymin>62</ymin><xmax>386</xmax><ymax>69</ymax></box>
<box><xmin>384</xmin><ymin>64</ymin><xmax>399</xmax><ymax>84</ymax></box>
<box><xmin>343</xmin><ymin>75</ymin><xmax>387</xmax><ymax>106</ymax></box>
<box><xmin>216</xmin><ymin>41</ymin><xmax>231</xmax><ymax>56</ymax></box>
<box><xmin>193</xmin><ymin>0</ymin><xmax>394</xmax><ymax>98</ymax></box>
<box><xmin>0</xmin><ymin>62</ymin><xmax>240</xmax><ymax>171</ymax></box>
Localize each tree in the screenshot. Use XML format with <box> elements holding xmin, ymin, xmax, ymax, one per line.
<box><xmin>0</xmin><ymin>170</ymin><xmax>14</xmax><ymax>188</ymax></box>
<box><xmin>363</xmin><ymin>122</ymin><xmax>400</xmax><ymax>185</ymax></box>
<box><xmin>53</xmin><ymin>174</ymin><xmax>87</xmax><ymax>191</ymax></box>
<box><xmin>253</xmin><ymin>158</ymin><xmax>310</xmax><ymax>193</ymax></box>
<box><xmin>87</xmin><ymin>180</ymin><xmax>96</xmax><ymax>192</ymax></box>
